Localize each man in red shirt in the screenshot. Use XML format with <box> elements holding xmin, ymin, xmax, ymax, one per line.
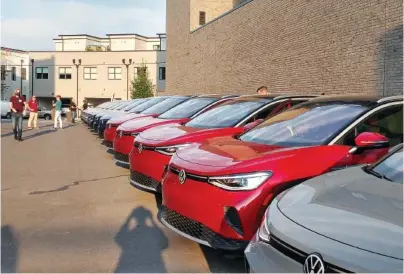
<box><xmin>9</xmin><ymin>88</ymin><xmax>27</xmax><ymax>141</ymax></box>
<box><xmin>27</xmin><ymin>95</ymin><xmax>39</xmax><ymax>129</ymax></box>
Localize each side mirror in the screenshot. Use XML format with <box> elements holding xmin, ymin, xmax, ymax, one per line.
<box><xmin>354</xmin><ymin>132</ymin><xmax>389</xmax><ymax>149</ymax></box>
<box><xmin>243</xmin><ymin>119</ymin><xmax>264</xmax><ymax>131</ymax></box>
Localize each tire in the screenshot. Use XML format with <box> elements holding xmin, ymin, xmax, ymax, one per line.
<box><xmin>5</xmin><ymin>112</ymin><xmax>11</xmax><ymax>119</ymax></box>
<box><xmin>44</xmin><ymin>114</ymin><xmax>51</xmax><ymax>120</ymax></box>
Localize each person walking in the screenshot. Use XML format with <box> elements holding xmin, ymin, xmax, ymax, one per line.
<box><xmin>53</xmin><ymin>95</ymin><xmax>63</xmax><ymax>129</ymax></box>
<box><xmin>256</xmin><ymin>86</ymin><xmax>269</xmax><ymax>95</ymax></box>
<box><xmin>27</xmin><ymin>95</ymin><xmax>39</xmax><ymax>129</ymax></box>
<box><xmin>70</xmin><ymin>101</ymin><xmax>77</xmax><ymax>123</ymax></box>
<box><xmin>9</xmin><ymin>88</ymin><xmax>27</xmax><ymax>141</ymax></box>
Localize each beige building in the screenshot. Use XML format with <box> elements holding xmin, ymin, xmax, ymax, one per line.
<box><xmin>1</xmin><ymin>47</ymin><xmax>30</xmax><ymax>100</ymax></box>
<box><xmin>28</xmin><ymin>33</ymin><xmax>166</xmax><ymax>108</ymax></box>
<box><xmin>166</xmin><ymin>0</ymin><xmax>402</xmax><ymax>96</ymax></box>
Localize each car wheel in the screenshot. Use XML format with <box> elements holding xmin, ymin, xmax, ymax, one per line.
<box><xmin>44</xmin><ymin>114</ymin><xmax>51</xmax><ymax>120</ymax></box>
<box><xmin>5</xmin><ymin>112</ymin><xmax>11</xmax><ymax>119</ymax></box>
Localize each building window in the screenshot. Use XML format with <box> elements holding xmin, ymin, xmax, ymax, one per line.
<box><xmin>21</xmin><ymin>68</ymin><xmax>27</xmax><ymax>80</ymax></box>
<box><xmin>59</xmin><ymin>67</ymin><xmax>72</xmax><ymax>79</ymax></box>
<box><xmin>1</xmin><ymin>65</ymin><xmax>6</xmax><ymax>81</ymax></box>
<box><xmin>108</xmin><ymin>67</ymin><xmax>122</xmax><ymax>80</ymax></box>
<box><xmin>159</xmin><ymin>67</ymin><xmax>166</xmax><ymax>80</ymax></box>
<box><xmin>84</xmin><ymin>67</ymin><xmax>97</xmax><ymax>80</ymax></box>
<box><xmin>11</xmin><ymin>67</ymin><xmax>16</xmax><ymax>81</ymax></box>
<box><xmin>36</xmin><ymin>67</ymin><xmax>49</xmax><ymax>79</ymax></box>
<box><xmin>199</xmin><ymin>11</ymin><xmax>206</xmax><ymax>25</ymax></box>
<box><xmin>135</xmin><ymin>67</ymin><xmax>147</xmax><ymax>76</ymax></box>
<box><xmin>153</xmin><ymin>45</ymin><xmax>160</xmax><ymax>50</ymax></box>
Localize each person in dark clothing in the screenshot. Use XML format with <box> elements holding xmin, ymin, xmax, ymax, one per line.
<box><xmin>82</xmin><ymin>100</ymin><xmax>88</xmax><ymax>110</ymax></box>
<box><xmin>70</xmin><ymin>101</ymin><xmax>77</xmax><ymax>123</ymax></box>
<box><xmin>9</xmin><ymin>89</ymin><xmax>27</xmax><ymax>141</ymax></box>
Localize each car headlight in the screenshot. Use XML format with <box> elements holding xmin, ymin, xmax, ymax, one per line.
<box><xmin>208</xmin><ymin>172</ymin><xmax>272</xmax><ymax>191</ymax></box>
<box><xmin>155</xmin><ymin>144</ymin><xmax>191</xmax><ymax>156</ymax></box>
<box><xmin>257</xmin><ymin>207</ymin><xmax>270</xmax><ymax>242</ymax></box>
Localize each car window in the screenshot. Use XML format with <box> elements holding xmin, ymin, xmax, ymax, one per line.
<box><xmin>239</xmin><ymin>103</ymin><xmax>368</xmax><ymax>147</ymax></box>
<box><xmin>159</xmin><ymin>98</ymin><xmax>217</xmax><ymax>119</ymax></box>
<box><xmin>142</xmin><ymin>97</ymin><xmax>189</xmax><ymax>115</ymax></box>
<box><xmin>338</xmin><ymin>105</ymin><xmax>403</xmax><ymax>147</ymax></box>
<box><xmin>129</xmin><ymin>98</ymin><xmax>166</xmax><ymax>113</ymax></box>
<box><xmin>372</xmin><ymin>148</ymin><xmax>403</xmax><ymax>183</ymax></box>
<box><xmin>186</xmin><ymin>100</ymin><xmax>270</xmax><ymax>128</ymax></box>
<box><xmin>122</xmin><ymin>100</ymin><xmax>144</xmax><ymax>111</ymax></box>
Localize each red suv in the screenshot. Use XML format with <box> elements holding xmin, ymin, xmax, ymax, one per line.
<box><xmin>160</xmin><ymin>95</ymin><xmax>403</xmax><ymax>251</ymax></box>
<box><xmin>130</xmin><ymin>95</ymin><xmax>316</xmax><ymax>193</ymax></box>
<box><xmin>113</xmin><ymin>95</ymin><xmax>235</xmax><ymax>165</ymax></box>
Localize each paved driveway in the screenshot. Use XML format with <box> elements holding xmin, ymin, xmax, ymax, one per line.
<box><xmin>1</xmin><ymin>121</ymin><xmax>245</xmax><ymax>273</ymax></box>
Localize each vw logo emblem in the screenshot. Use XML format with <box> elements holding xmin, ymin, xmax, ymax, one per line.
<box><xmin>178</xmin><ymin>169</ymin><xmax>186</xmax><ymax>184</ymax></box>
<box><xmin>119</xmin><ymin>131</ymin><xmax>123</xmax><ymax>138</ymax></box>
<box><xmin>303</xmin><ymin>253</ymin><xmax>325</xmax><ymax>274</ymax></box>
<box><xmin>138</xmin><ymin>144</ymin><xmax>143</xmax><ymax>153</ymax></box>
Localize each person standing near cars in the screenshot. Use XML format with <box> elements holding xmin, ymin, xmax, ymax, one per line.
<box><xmin>256</xmin><ymin>86</ymin><xmax>269</xmax><ymax>95</ymax></box>
<box><xmin>9</xmin><ymin>88</ymin><xmax>27</xmax><ymax>141</ymax></box>
<box><xmin>53</xmin><ymin>95</ymin><xmax>63</xmax><ymax>129</ymax></box>
<box><xmin>27</xmin><ymin>95</ymin><xmax>39</xmax><ymax>129</ymax></box>
<box><xmin>70</xmin><ymin>101</ymin><xmax>77</xmax><ymax>123</ymax></box>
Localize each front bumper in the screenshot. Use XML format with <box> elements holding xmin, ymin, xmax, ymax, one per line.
<box><xmin>104</xmin><ymin>126</ymin><xmax>117</xmax><ymax>142</ymax></box>
<box><xmin>114</xmin><ymin>151</ymin><xmax>129</xmax><ymax>165</ymax></box>
<box><xmin>129</xmin><ymin>170</ymin><xmax>161</xmax><ymax>192</ymax></box>
<box><xmin>113</xmin><ymin>134</ymin><xmax>134</xmax><ymax>155</ymax></box>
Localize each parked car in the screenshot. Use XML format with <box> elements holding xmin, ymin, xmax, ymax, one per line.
<box><xmin>245</xmin><ymin>143</ymin><xmax>403</xmax><ymax>273</ymax></box>
<box><xmin>1</xmin><ymin>100</ymin><xmax>11</xmax><ymax>118</ymax></box>
<box><xmin>92</xmin><ymin>101</ymin><xmax>131</xmax><ymax>131</ymax></box>
<box><xmin>113</xmin><ymin>95</ymin><xmax>238</xmax><ymax>165</ymax></box>
<box><xmin>160</xmin><ymin>95</ymin><xmax>402</xmax><ymax>251</ymax></box>
<box><xmin>130</xmin><ymin>94</ymin><xmax>316</xmax><ymax>193</ymax></box>
<box><xmin>37</xmin><ymin>107</ymin><xmax>52</xmax><ymax>120</ymax></box>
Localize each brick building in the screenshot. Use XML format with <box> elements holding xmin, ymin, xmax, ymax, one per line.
<box><xmin>166</xmin><ymin>0</ymin><xmax>403</xmax><ymax>96</ymax></box>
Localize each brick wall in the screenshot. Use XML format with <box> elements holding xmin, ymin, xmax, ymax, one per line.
<box><xmin>166</xmin><ymin>0</ymin><xmax>403</xmax><ymax>96</ymax></box>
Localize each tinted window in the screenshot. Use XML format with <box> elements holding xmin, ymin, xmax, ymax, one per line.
<box><xmin>142</xmin><ymin>97</ymin><xmax>189</xmax><ymax>115</ymax></box>
<box><xmin>129</xmin><ymin>97</ymin><xmax>166</xmax><ymax>113</ymax></box>
<box><xmin>373</xmin><ymin>148</ymin><xmax>403</xmax><ymax>183</ymax></box>
<box><xmin>159</xmin><ymin>98</ymin><xmax>218</xmax><ymax>119</ymax></box>
<box><xmin>240</xmin><ymin>103</ymin><xmax>368</xmax><ymax>147</ymax></box>
<box><xmin>186</xmin><ymin>99</ymin><xmax>270</xmax><ymax>128</ymax></box>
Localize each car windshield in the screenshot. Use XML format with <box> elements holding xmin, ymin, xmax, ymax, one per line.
<box><xmin>159</xmin><ymin>98</ymin><xmax>218</xmax><ymax>119</ymax></box>
<box><xmin>371</xmin><ymin>148</ymin><xmax>403</xmax><ymax>183</ymax></box>
<box><xmin>129</xmin><ymin>97</ymin><xmax>166</xmax><ymax>113</ymax></box>
<box><xmin>239</xmin><ymin>103</ymin><xmax>368</xmax><ymax>147</ymax></box>
<box><xmin>114</xmin><ymin>102</ymin><xmax>130</xmax><ymax>110</ymax></box>
<box><xmin>185</xmin><ymin>99</ymin><xmax>271</xmax><ymax>128</ymax></box>
<box><xmin>142</xmin><ymin>97</ymin><xmax>189</xmax><ymax>115</ymax></box>
<box><xmin>122</xmin><ymin>99</ymin><xmax>147</xmax><ymax>111</ymax></box>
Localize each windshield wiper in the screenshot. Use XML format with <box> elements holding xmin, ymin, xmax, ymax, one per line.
<box><xmin>363</xmin><ymin>166</ymin><xmax>392</xmax><ymax>181</ymax></box>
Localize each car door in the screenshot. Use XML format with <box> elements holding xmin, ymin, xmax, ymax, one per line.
<box><xmin>333</xmin><ymin>102</ymin><xmax>403</xmax><ymax>167</ymax></box>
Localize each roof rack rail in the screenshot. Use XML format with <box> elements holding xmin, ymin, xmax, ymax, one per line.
<box><xmin>377</xmin><ymin>95</ymin><xmax>404</xmax><ymax>103</ymax></box>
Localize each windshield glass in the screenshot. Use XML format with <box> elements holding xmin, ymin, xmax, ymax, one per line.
<box><xmin>373</xmin><ymin>148</ymin><xmax>403</xmax><ymax>183</ymax></box>
<box><xmin>186</xmin><ymin>99</ymin><xmax>271</xmax><ymax>128</ymax></box>
<box><xmin>114</xmin><ymin>102</ymin><xmax>129</xmax><ymax>110</ymax></box>
<box><xmin>239</xmin><ymin>103</ymin><xmax>368</xmax><ymax>147</ymax></box>
<box><xmin>142</xmin><ymin>97</ymin><xmax>189</xmax><ymax>115</ymax></box>
<box><xmin>159</xmin><ymin>98</ymin><xmax>218</xmax><ymax>119</ymax></box>
<box><xmin>122</xmin><ymin>99</ymin><xmax>147</xmax><ymax>111</ymax></box>
<box><xmin>129</xmin><ymin>97</ymin><xmax>166</xmax><ymax>113</ymax></box>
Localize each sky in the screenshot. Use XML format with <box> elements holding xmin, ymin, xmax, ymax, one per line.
<box><xmin>0</xmin><ymin>0</ymin><xmax>166</xmax><ymax>51</ymax></box>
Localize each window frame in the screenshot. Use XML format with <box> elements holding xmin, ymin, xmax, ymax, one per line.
<box><xmin>153</xmin><ymin>45</ymin><xmax>161</xmax><ymax>50</ymax></box>
<box><xmin>199</xmin><ymin>11</ymin><xmax>206</xmax><ymax>25</ymax></box>
<box><xmin>58</xmin><ymin>67</ymin><xmax>72</xmax><ymax>80</ymax></box>
<box><xmin>159</xmin><ymin>67</ymin><xmax>166</xmax><ymax>80</ymax></box>
<box><xmin>1</xmin><ymin>65</ymin><xmax>6</xmax><ymax>81</ymax></box>
<box><xmin>36</xmin><ymin>67</ymin><xmax>49</xmax><ymax>80</ymax></box>
<box><xmin>21</xmin><ymin>67</ymin><xmax>27</xmax><ymax>80</ymax></box>
<box><xmin>108</xmin><ymin>67</ymin><xmax>122</xmax><ymax>80</ymax></box>
<box><xmin>83</xmin><ymin>67</ymin><xmax>97</xmax><ymax>80</ymax></box>
<box><xmin>11</xmin><ymin>67</ymin><xmax>16</xmax><ymax>81</ymax></box>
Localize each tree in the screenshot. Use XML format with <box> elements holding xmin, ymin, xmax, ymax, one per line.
<box><xmin>130</xmin><ymin>62</ymin><xmax>154</xmax><ymax>98</ymax></box>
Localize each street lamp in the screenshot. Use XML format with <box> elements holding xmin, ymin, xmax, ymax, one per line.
<box><xmin>122</xmin><ymin>58</ymin><xmax>132</xmax><ymax>100</ymax></box>
<box><xmin>73</xmin><ymin>58</ymin><xmax>82</xmax><ymax>116</ymax></box>
<box><xmin>30</xmin><ymin>59</ymin><xmax>35</xmax><ymax>97</ymax></box>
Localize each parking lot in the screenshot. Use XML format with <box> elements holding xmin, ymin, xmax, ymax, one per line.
<box><xmin>1</xmin><ymin>120</ymin><xmax>245</xmax><ymax>273</ymax></box>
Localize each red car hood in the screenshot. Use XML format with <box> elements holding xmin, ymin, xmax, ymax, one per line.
<box><xmin>137</xmin><ymin>124</ymin><xmax>244</xmax><ymax>146</ymax></box>
<box><xmin>173</xmin><ymin>137</ymin><xmax>350</xmax><ymax>175</ymax></box>
<box><xmin>118</xmin><ymin>117</ymin><xmax>189</xmax><ymax>133</ymax></box>
<box><xmin>108</xmin><ymin>113</ymin><xmax>155</xmax><ymax>125</ymax></box>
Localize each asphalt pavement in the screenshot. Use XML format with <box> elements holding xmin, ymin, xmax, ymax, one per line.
<box><xmin>1</xmin><ymin>120</ymin><xmax>245</xmax><ymax>273</ymax></box>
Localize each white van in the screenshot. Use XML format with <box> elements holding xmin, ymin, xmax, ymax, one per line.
<box><xmin>1</xmin><ymin>101</ymin><xmax>11</xmax><ymax>118</ymax></box>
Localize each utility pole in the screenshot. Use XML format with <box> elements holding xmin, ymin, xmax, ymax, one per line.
<box><xmin>122</xmin><ymin>58</ymin><xmax>132</xmax><ymax>100</ymax></box>
<box><xmin>73</xmin><ymin>58</ymin><xmax>82</xmax><ymax>116</ymax></box>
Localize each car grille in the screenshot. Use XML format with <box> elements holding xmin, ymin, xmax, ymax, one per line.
<box><xmin>114</xmin><ymin>151</ymin><xmax>129</xmax><ymax>163</ymax></box>
<box><xmin>130</xmin><ymin>170</ymin><xmax>160</xmax><ymax>192</ymax></box>
<box><xmin>161</xmin><ymin>206</ymin><xmax>247</xmax><ymax>251</ymax></box>
<box><xmin>102</xmin><ymin>140</ymin><xmax>113</xmax><ymax>148</ymax></box>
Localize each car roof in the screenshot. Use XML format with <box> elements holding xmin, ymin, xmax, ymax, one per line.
<box><xmin>196</xmin><ymin>94</ymin><xmax>239</xmax><ymax>99</ymax></box>
<box><xmin>301</xmin><ymin>94</ymin><xmax>403</xmax><ymax>106</ymax></box>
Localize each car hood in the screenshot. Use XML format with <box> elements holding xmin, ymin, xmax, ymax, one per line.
<box><xmin>118</xmin><ymin>117</ymin><xmax>188</xmax><ymax>133</ymax></box>
<box><xmin>278</xmin><ymin>167</ymin><xmax>403</xmax><ymax>259</ymax></box>
<box><xmin>138</xmin><ymin>124</ymin><xmax>244</xmax><ymax>145</ymax></box>
<box><xmin>101</xmin><ymin>112</ymin><xmax>125</xmax><ymax>120</ymax></box>
<box><xmin>108</xmin><ymin>113</ymin><xmax>155</xmax><ymax>125</ymax></box>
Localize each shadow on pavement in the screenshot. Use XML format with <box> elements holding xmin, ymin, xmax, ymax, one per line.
<box><xmin>1</xmin><ymin>225</ymin><xmax>19</xmax><ymax>273</ymax></box>
<box><xmin>28</xmin><ymin>174</ymin><xmax>129</xmax><ymax>195</ymax></box>
<box><xmin>22</xmin><ymin>129</ymin><xmax>55</xmax><ymax>140</ymax></box>
<box><xmin>200</xmin><ymin>245</ymin><xmax>245</xmax><ymax>273</ymax></box>
<box><xmin>114</xmin><ymin>206</ymin><xmax>168</xmax><ymax>273</ymax></box>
